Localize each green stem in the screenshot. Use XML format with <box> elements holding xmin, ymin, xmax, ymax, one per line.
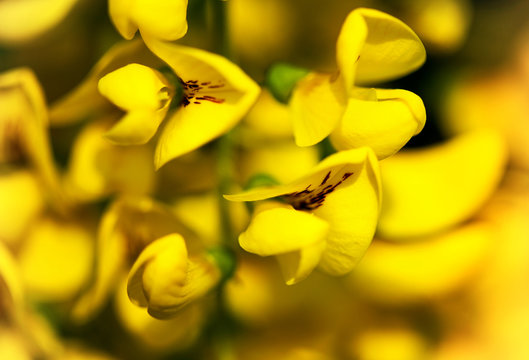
<box><xmin>207</xmin><ymin>0</ymin><xmax>231</xmax><ymax>58</ymax></box>
<box><xmin>208</xmin><ymin>0</ymin><xmax>235</xmax><ymax>247</ymax></box>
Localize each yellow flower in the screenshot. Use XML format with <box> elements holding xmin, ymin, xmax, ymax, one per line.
<box><xmin>109</xmin><ymin>0</ymin><xmax>188</xmax><ymax>41</ymax></box>
<box><xmin>17</xmin><ymin>215</ymin><xmax>95</xmax><ymax>303</ymax></box>
<box><xmin>225</xmin><ymin>147</ymin><xmax>381</xmax><ymax>284</ymax></box>
<box><xmin>73</xmin><ymin>196</ymin><xmax>220</xmax><ymax>322</ymax></box>
<box><xmin>127</xmin><ymin>233</ymin><xmax>220</xmax><ymax>319</ymax></box>
<box><xmin>290</xmin><ymin>8</ymin><xmax>426</xmax><ymax>159</ymax></box>
<box><xmin>98</xmin><ymin>39</ymin><xmax>260</xmax><ymax>169</ymax></box>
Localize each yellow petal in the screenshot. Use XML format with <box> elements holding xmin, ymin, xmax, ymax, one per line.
<box><xmin>98</xmin><ymin>64</ymin><xmax>171</xmax><ymax>111</ymax></box>
<box><xmin>115</xmin><ymin>275</ymin><xmax>205</xmax><ymax>351</ymax></box>
<box><xmin>314</xmin><ymin>149</ymin><xmax>381</xmax><ymax>275</ymax></box>
<box><xmin>276</xmin><ymin>240</ymin><xmax>326</xmax><ymax>285</ymax></box>
<box><xmin>50</xmin><ymin>40</ymin><xmax>161</xmax><ymax>126</ymax></box>
<box><xmin>128</xmin><ymin>234</ymin><xmax>220</xmax><ymax>319</ymax></box>
<box><xmin>289</xmin><ymin>72</ymin><xmax>346</xmax><ymax>146</ymax></box>
<box><xmin>226</xmin><ymin>147</ymin><xmax>381</xmax><ymax>207</ymax></box>
<box><xmin>339</xmin><ymin>8</ymin><xmax>426</xmax><ymax>85</ymax></box>
<box><xmin>0</xmin><ymin>0</ymin><xmax>78</xmax><ymax>44</ymax></box>
<box><xmin>98</xmin><ymin>63</ymin><xmax>171</xmax><ymax>145</ymax></box>
<box><xmin>350</xmin><ymin>222</ymin><xmax>493</xmax><ymax>304</ymax></box>
<box><xmin>239</xmin><ymin>206</ymin><xmax>329</xmax><ymax>256</ymax></box>
<box><xmin>330</xmin><ymin>88</ymin><xmax>426</xmax><ymax>159</ymax></box>
<box><xmin>71</xmin><ymin>200</ymin><xmax>129</xmax><ymax>323</ymax></box>
<box><xmin>18</xmin><ymin>217</ymin><xmax>94</xmax><ymax>302</ymax></box>
<box><xmin>336</xmin><ymin>9</ymin><xmax>368</xmax><ymax>92</ymax></box>
<box><xmin>378</xmin><ymin>130</ymin><xmax>508</xmax><ymax>240</ymax></box>
<box><xmin>143</xmin><ymin>38</ymin><xmax>260</xmax><ymax>168</ymax></box>
<box><xmin>109</xmin><ymin>0</ymin><xmax>188</xmax><ymax>41</ymax></box>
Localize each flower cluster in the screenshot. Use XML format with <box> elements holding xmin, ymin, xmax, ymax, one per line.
<box><xmin>1</xmin><ymin>0</ymin><xmax>527</xmax><ymax>359</ymax></box>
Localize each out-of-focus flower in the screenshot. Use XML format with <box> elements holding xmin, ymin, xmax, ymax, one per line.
<box><xmin>350</xmin><ymin>221</ymin><xmax>493</xmax><ymax>304</ymax></box>
<box><xmin>63</xmin><ymin>118</ymin><xmax>155</xmax><ymax>202</ymax></box>
<box><xmin>226</xmin><ymin>147</ymin><xmax>381</xmax><ymax>284</ymax></box>
<box><xmin>99</xmin><ymin>39</ymin><xmax>260</xmax><ymax>169</ymax></box>
<box><xmin>349</xmin><ymin>326</ymin><xmax>429</xmax><ymax>360</ymax></box>
<box><xmin>442</xmin><ymin>64</ymin><xmax>529</xmax><ymax>170</ymax></box>
<box><xmin>17</xmin><ymin>215</ymin><xmax>95</xmax><ymax>303</ymax></box>
<box><xmin>49</xmin><ymin>40</ymin><xmax>159</xmax><ymax>126</ymax></box>
<box><xmin>0</xmin><ymin>170</ymin><xmax>44</xmax><ymax>247</ymax></box>
<box><xmin>403</xmin><ymin>0</ymin><xmax>473</xmax><ymax>54</ymax></box>
<box><xmin>377</xmin><ymin>130</ymin><xmax>507</xmax><ymax>240</ymax></box>
<box><xmin>0</xmin><ymin>0</ymin><xmax>78</xmax><ymax>45</ymax></box>
<box><xmin>240</xmin><ymin>89</ymin><xmax>294</xmax><ymax>142</ymax></box>
<box><xmin>0</xmin><ymin>68</ymin><xmax>64</xmax><ymax>207</ymax></box>
<box><xmin>290</xmin><ymin>8</ymin><xmax>426</xmax><ymax>159</ymax></box>
<box><xmin>172</xmin><ymin>192</ymin><xmax>248</xmax><ymax>247</ymax></box>
<box><xmin>238</xmin><ymin>141</ymin><xmax>320</xmax><ymax>185</ymax></box>
<box><xmin>109</xmin><ymin>0</ymin><xmax>188</xmax><ymax>41</ymax></box>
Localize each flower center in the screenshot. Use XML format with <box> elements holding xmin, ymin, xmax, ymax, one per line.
<box><xmin>181</xmin><ymin>79</ymin><xmax>226</xmax><ymax>107</ymax></box>
<box><xmin>284</xmin><ymin>170</ymin><xmax>354</xmax><ymax>211</ymax></box>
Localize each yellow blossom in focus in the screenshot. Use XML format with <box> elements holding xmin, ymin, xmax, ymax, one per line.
<box><xmin>226</xmin><ymin>147</ymin><xmax>381</xmax><ymax>284</ymax></box>
<box><xmin>290</xmin><ymin>8</ymin><xmax>426</xmax><ymax>159</ymax></box>
<box><xmin>98</xmin><ymin>39</ymin><xmax>260</xmax><ymax>169</ymax></box>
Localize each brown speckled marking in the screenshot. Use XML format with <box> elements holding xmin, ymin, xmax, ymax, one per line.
<box><xmin>285</xmin><ymin>171</ymin><xmax>354</xmax><ymax>210</ymax></box>
<box><xmin>181</xmin><ymin>79</ymin><xmax>225</xmax><ymax>107</ymax></box>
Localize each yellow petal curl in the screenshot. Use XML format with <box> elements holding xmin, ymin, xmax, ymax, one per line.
<box><xmin>378</xmin><ymin>130</ymin><xmax>508</xmax><ymax>240</ymax></box>
<box><xmin>50</xmin><ymin>40</ymin><xmax>160</xmax><ymax>126</ymax></box>
<box><xmin>330</xmin><ymin>88</ymin><xmax>426</xmax><ymax>159</ymax></box>
<box><xmin>98</xmin><ymin>63</ymin><xmax>171</xmax><ymax>145</ymax></box>
<box><xmin>239</xmin><ymin>205</ymin><xmax>329</xmax><ymax>256</ymax></box>
<box><xmin>289</xmin><ymin>73</ymin><xmax>346</xmax><ymax>146</ymax></box>
<box><xmin>143</xmin><ymin>37</ymin><xmax>260</xmax><ymax>169</ymax></box>
<box><xmin>109</xmin><ymin>0</ymin><xmax>188</xmax><ymax>41</ymax></box>
<box><xmin>127</xmin><ymin>234</ymin><xmax>220</xmax><ymax>319</ymax></box>
<box><xmin>339</xmin><ymin>8</ymin><xmax>426</xmax><ymax>86</ymax></box>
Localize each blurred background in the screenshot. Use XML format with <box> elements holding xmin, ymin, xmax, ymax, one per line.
<box><xmin>1</xmin><ymin>0</ymin><xmax>529</xmax><ymax>359</ymax></box>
